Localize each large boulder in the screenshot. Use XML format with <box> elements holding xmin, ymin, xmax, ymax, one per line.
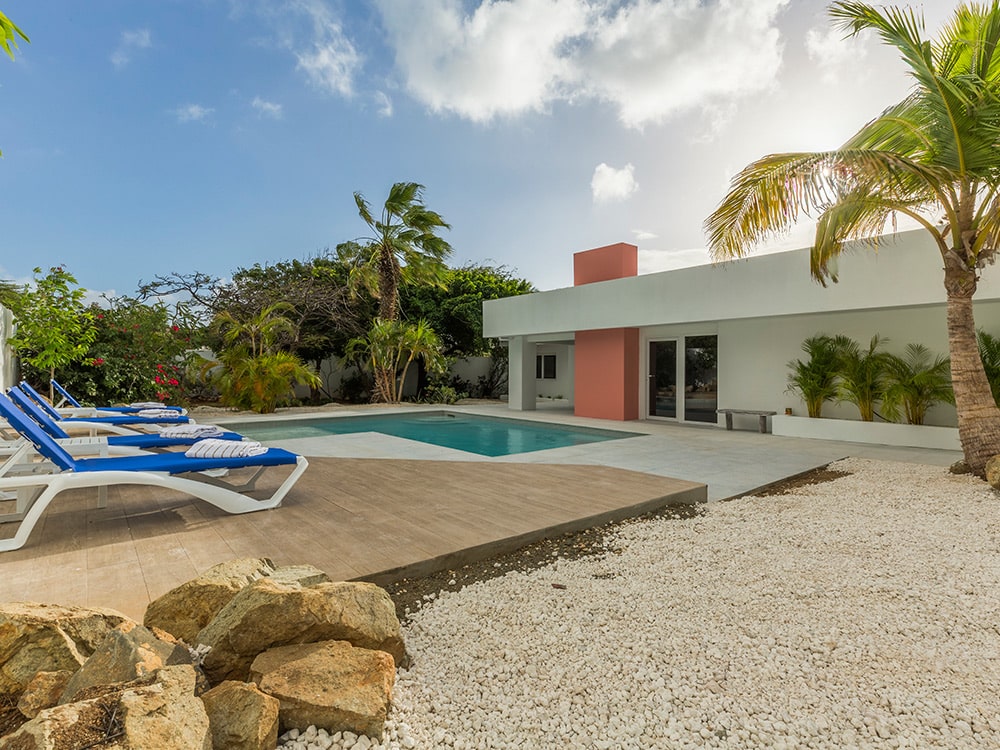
<box><xmin>201</xmin><ymin>680</ymin><xmax>280</xmax><ymax>750</ymax></box>
<box><xmin>986</xmin><ymin>455</ymin><xmax>1000</xmax><ymax>488</ymax></box>
<box><xmin>0</xmin><ymin>603</ymin><xmax>132</xmax><ymax>696</ymax></box>
<box><xmin>59</xmin><ymin>621</ymin><xmax>192</xmax><ymax>704</ymax></box>
<box><xmin>0</xmin><ymin>665</ymin><xmax>211</xmax><ymax>750</ymax></box>
<box><xmin>250</xmin><ymin>641</ymin><xmax>394</xmax><ymax>738</ymax></box>
<box><xmin>198</xmin><ymin>579</ymin><xmax>407</xmax><ymax>684</ymax></box>
<box><xmin>143</xmin><ymin>558</ymin><xmax>278</xmax><ymax>643</ymax></box>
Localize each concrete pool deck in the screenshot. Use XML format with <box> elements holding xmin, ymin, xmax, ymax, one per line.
<box><xmin>0</xmin><ymin>402</ymin><xmax>963</xmax><ymax>619</ymax></box>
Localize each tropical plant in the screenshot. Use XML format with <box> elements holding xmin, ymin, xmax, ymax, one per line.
<box><xmin>977</xmin><ymin>329</ymin><xmax>1000</xmax><ymax>406</ymax></box>
<box><xmin>209</xmin><ymin>348</ymin><xmax>320</xmax><ymax>414</ymax></box>
<box><xmin>201</xmin><ymin>302</ymin><xmax>319</xmax><ymax>413</ymax></box>
<box><xmin>0</xmin><ymin>10</ymin><xmax>27</xmax><ymax>60</ymax></box>
<box><xmin>337</xmin><ymin>182</ymin><xmax>452</xmax><ymax>321</ymax></box>
<box><xmin>5</xmin><ymin>266</ymin><xmax>97</xmax><ymax>402</ymax></box>
<box><xmin>786</xmin><ymin>334</ymin><xmax>845</xmax><ymax>418</ymax></box>
<box><xmin>347</xmin><ymin>318</ymin><xmax>445</xmax><ymax>403</ymax></box>
<box><xmin>835</xmin><ymin>335</ymin><xmax>890</xmax><ymax>421</ymax></box>
<box><xmin>705</xmin><ymin>1</ymin><xmax>1000</xmax><ymax>475</ymax></box>
<box><xmin>882</xmin><ymin>343</ymin><xmax>954</xmax><ymax>424</ymax></box>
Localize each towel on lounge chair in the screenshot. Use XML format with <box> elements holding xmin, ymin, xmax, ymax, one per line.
<box><xmin>159</xmin><ymin>424</ymin><xmax>225</xmax><ymax>439</ymax></box>
<box><xmin>138</xmin><ymin>408</ymin><xmax>184</xmax><ymax>419</ymax></box>
<box><xmin>130</xmin><ymin>401</ymin><xmax>166</xmax><ymax>409</ymax></box>
<box><xmin>186</xmin><ymin>438</ymin><xmax>268</xmax><ymax>459</ymax></box>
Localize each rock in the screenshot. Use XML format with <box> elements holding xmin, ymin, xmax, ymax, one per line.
<box><xmin>0</xmin><ymin>602</ymin><xmax>132</xmax><ymax>696</ymax></box>
<box><xmin>16</xmin><ymin>671</ymin><xmax>73</xmax><ymax>719</ymax></box>
<box><xmin>986</xmin><ymin>456</ymin><xmax>1000</xmax><ymax>488</ymax></box>
<box><xmin>198</xmin><ymin>579</ymin><xmax>407</xmax><ymax>683</ymax></box>
<box><xmin>949</xmin><ymin>459</ymin><xmax>972</xmax><ymax>475</ymax></box>
<box><xmin>250</xmin><ymin>640</ymin><xmax>394</xmax><ymax>738</ymax></box>
<box><xmin>144</xmin><ymin>558</ymin><xmax>277</xmax><ymax>643</ymax></box>
<box><xmin>202</xmin><ymin>680</ymin><xmax>280</xmax><ymax>750</ymax></box>
<box><xmin>0</xmin><ymin>665</ymin><xmax>211</xmax><ymax>750</ymax></box>
<box><xmin>268</xmin><ymin>564</ymin><xmax>332</xmax><ymax>588</ymax></box>
<box><xmin>59</xmin><ymin>621</ymin><xmax>192</xmax><ymax>704</ymax></box>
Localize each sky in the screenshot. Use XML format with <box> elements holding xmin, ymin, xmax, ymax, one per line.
<box><xmin>0</xmin><ymin>0</ymin><xmax>954</xmax><ymax>298</ymax></box>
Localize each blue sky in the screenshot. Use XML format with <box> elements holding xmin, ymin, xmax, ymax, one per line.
<box><xmin>0</xmin><ymin>0</ymin><xmax>951</xmax><ymax>298</ymax></box>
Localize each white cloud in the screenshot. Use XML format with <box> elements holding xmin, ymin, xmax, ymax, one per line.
<box><xmin>111</xmin><ymin>28</ymin><xmax>152</xmax><ymax>68</ymax></box>
<box><xmin>591</xmin><ymin>162</ymin><xmax>638</xmax><ymax>204</ymax></box>
<box><xmin>374</xmin><ymin>91</ymin><xmax>393</xmax><ymax>118</ymax></box>
<box><xmin>805</xmin><ymin>24</ymin><xmax>868</xmax><ymax>84</ymax></box>
<box><xmin>375</xmin><ymin>0</ymin><xmax>790</xmax><ymax>128</ymax></box>
<box><xmin>175</xmin><ymin>104</ymin><xmax>214</xmax><ymax>123</ymax></box>
<box><xmin>288</xmin><ymin>0</ymin><xmax>361</xmax><ymax>97</ymax></box>
<box><xmin>632</xmin><ymin>229</ymin><xmax>658</xmax><ymax>242</ymax></box>
<box><xmin>251</xmin><ymin>96</ymin><xmax>283</xmax><ymax>118</ymax></box>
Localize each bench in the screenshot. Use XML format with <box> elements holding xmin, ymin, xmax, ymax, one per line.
<box><xmin>716</xmin><ymin>409</ymin><xmax>777</xmax><ymax>433</ymax></box>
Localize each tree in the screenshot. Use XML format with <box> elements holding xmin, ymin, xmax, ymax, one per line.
<box><xmin>337</xmin><ymin>182</ymin><xmax>452</xmax><ymax>321</ymax></box>
<box><xmin>347</xmin><ymin>318</ymin><xmax>445</xmax><ymax>403</ymax></box>
<box><xmin>0</xmin><ymin>10</ymin><xmax>27</xmax><ymax>60</ymax></box>
<box><xmin>6</xmin><ymin>267</ymin><xmax>96</xmax><ymax>401</ymax></box>
<box><xmin>401</xmin><ymin>264</ymin><xmax>535</xmax><ymax>356</ymax></box>
<box><xmin>705</xmin><ymin>1</ymin><xmax>1000</xmax><ymax>474</ymax></box>
<box><xmin>835</xmin><ymin>335</ymin><xmax>890</xmax><ymax>421</ymax></box>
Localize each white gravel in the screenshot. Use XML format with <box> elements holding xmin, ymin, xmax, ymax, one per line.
<box><xmin>278</xmin><ymin>458</ymin><xmax>1000</xmax><ymax>749</ymax></box>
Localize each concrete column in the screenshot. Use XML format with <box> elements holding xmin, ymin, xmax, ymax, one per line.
<box><xmin>507</xmin><ymin>336</ymin><xmax>536</xmax><ymax>411</ymax></box>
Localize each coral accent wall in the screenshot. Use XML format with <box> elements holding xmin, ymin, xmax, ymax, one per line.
<box><xmin>573</xmin><ymin>243</ymin><xmax>638</xmax><ymax>286</ymax></box>
<box><xmin>574</xmin><ymin>328</ymin><xmax>639</xmax><ymax>420</ymax></box>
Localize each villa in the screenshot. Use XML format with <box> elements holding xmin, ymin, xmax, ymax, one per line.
<box><xmin>483</xmin><ymin>229</ymin><xmax>1000</xmax><ymax>443</ymax></box>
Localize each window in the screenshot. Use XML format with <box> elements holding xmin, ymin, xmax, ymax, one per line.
<box><xmin>536</xmin><ymin>354</ymin><xmax>556</xmax><ymax>379</ymax></box>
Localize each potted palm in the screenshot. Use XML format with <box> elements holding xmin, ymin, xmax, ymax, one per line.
<box><xmin>835</xmin><ymin>335</ymin><xmax>890</xmax><ymax>422</ymax></box>
<box><xmin>882</xmin><ymin>344</ymin><xmax>954</xmax><ymax>425</ymax></box>
<box><xmin>785</xmin><ymin>334</ymin><xmax>843</xmax><ymax>418</ymax></box>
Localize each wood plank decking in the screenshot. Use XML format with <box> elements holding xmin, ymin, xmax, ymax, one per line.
<box><xmin>0</xmin><ymin>458</ymin><xmax>705</xmax><ymax>620</ymax></box>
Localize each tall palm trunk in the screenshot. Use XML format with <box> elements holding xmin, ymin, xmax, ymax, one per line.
<box><xmin>378</xmin><ymin>252</ymin><xmax>398</xmax><ymax>321</ymax></box>
<box><xmin>945</xmin><ymin>265</ymin><xmax>1000</xmax><ymax>475</ymax></box>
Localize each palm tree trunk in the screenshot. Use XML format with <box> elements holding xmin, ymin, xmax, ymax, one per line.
<box><xmin>378</xmin><ymin>251</ymin><xmax>398</xmax><ymax>321</ymax></box>
<box><xmin>945</xmin><ymin>268</ymin><xmax>1000</xmax><ymax>475</ymax></box>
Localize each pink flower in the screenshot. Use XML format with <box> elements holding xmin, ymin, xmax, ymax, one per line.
<box><xmin>92</xmin><ymin>357</ymin><xmax>105</xmax><ymax>366</ymax></box>
<box><xmin>168</xmin><ymin>378</ymin><xmax>179</xmax><ymax>386</ymax></box>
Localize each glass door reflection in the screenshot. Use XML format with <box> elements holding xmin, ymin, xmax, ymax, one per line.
<box><xmin>684</xmin><ymin>335</ymin><xmax>718</xmax><ymax>423</ymax></box>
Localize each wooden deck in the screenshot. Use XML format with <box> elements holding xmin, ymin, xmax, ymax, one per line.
<box><xmin>0</xmin><ymin>458</ymin><xmax>704</xmax><ymax>620</ymax></box>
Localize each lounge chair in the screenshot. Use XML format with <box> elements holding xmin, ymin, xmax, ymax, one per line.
<box><xmin>0</xmin><ymin>392</ymin><xmax>307</xmax><ymax>552</ymax></box>
<box><xmin>50</xmin><ymin>379</ymin><xmax>186</xmax><ymax>415</ymax></box>
<box><xmin>18</xmin><ymin>382</ymin><xmax>192</xmax><ymax>430</ymax></box>
<box><xmin>6</xmin><ymin>387</ymin><xmax>243</xmax><ymax>454</ymax></box>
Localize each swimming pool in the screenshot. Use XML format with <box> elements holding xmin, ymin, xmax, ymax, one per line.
<box><xmin>226</xmin><ymin>412</ymin><xmax>641</xmax><ymax>457</ymax></box>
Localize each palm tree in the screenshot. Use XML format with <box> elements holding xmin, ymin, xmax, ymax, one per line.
<box><xmin>883</xmin><ymin>343</ymin><xmax>954</xmax><ymax>424</ymax></box>
<box><xmin>346</xmin><ymin>318</ymin><xmax>445</xmax><ymax>403</ymax></box>
<box><xmin>977</xmin><ymin>329</ymin><xmax>1000</xmax><ymax>406</ymax></box>
<box><xmin>835</xmin><ymin>335</ymin><xmax>890</xmax><ymax>421</ymax></box>
<box><xmin>705</xmin><ymin>1</ymin><xmax>1000</xmax><ymax>474</ymax></box>
<box><xmin>786</xmin><ymin>334</ymin><xmax>845</xmax><ymax>418</ymax></box>
<box><xmin>337</xmin><ymin>182</ymin><xmax>452</xmax><ymax>321</ymax></box>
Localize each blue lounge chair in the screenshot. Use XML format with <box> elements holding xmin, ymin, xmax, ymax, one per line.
<box><xmin>50</xmin><ymin>379</ymin><xmax>186</xmax><ymax>415</ymax></box>
<box><xmin>7</xmin><ymin>387</ymin><xmax>242</xmax><ymax>453</ymax></box>
<box><xmin>0</xmin><ymin>392</ymin><xmax>307</xmax><ymax>552</ymax></box>
<box><xmin>18</xmin><ymin>382</ymin><xmax>191</xmax><ymax>429</ymax></box>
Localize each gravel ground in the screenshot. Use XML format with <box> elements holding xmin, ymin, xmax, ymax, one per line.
<box><xmin>279</xmin><ymin>458</ymin><xmax>1000</xmax><ymax>749</ymax></box>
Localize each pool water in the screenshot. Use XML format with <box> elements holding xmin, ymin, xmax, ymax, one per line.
<box><xmin>227</xmin><ymin>412</ymin><xmax>641</xmax><ymax>457</ymax></box>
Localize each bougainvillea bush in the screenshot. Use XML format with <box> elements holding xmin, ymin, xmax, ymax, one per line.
<box><xmin>24</xmin><ymin>296</ymin><xmax>201</xmax><ymax>406</ymax></box>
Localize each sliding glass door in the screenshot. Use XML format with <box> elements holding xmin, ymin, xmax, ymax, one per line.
<box><xmin>684</xmin><ymin>335</ymin><xmax>718</xmax><ymax>423</ymax></box>
<box><xmin>648</xmin><ymin>340</ymin><xmax>677</xmax><ymax>418</ymax></box>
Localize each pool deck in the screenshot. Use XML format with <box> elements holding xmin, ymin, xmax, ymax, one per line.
<box><xmin>0</xmin><ymin>402</ymin><xmax>963</xmax><ymax>621</ymax></box>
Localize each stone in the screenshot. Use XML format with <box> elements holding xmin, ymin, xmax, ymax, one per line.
<box><xmin>986</xmin><ymin>456</ymin><xmax>1000</xmax><ymax>488</ymax></box>
<box><xmin>0</xmin><ymin>602</ymin><xmax>132</xmax><ymax>696</ymax></box>
<box><xmin>16</xmin><ymin>671</ymin><xmax>73</xmax><ymax>719</ymax></box>
<box><xmin>198</xmin><ymin>579</ymin><xmax>407</xmax><ymax>683</ymax></box>
<box><xmin>0</xmin><ymin>665</ymin><xmax>211</xmax><ymax>750</ymax></box>
<box><xmin>202</xmin><ymin>680</ymin><xmax>280</xmax><ymax>750</ymax></box>
<box><xmin>268</xmin><ymin>564</ymin><xmax>332</xmax><ymax>588</ymax></box>
<box><xmin>59</xmin><ymin>621</ymin><xmax>192</xmax><ymax>704</ymax></box>
<box><xmin>143</xmin><ymin>558</ymin><xmax>277</xmax><ymax>643</ymax></box>
<box><xmin>949</xmin><ymin>459</ymin><xmax>972</xmax><ymax>475</ymax></box>
<box><xmin>249</xmin><ymin>640</ymin><xmax>394</xmax><ymax>738</ymax></box>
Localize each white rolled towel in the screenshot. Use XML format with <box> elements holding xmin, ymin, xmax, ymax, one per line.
<box><xmin>130</xmin><ymin>401</ymin><xmax>166</xmax><ymax>408</ymax></box>
<box><xmin>185</xmin><ymin>438</ymin><xmax>267</xmax><ymax>459</ymax></box>
<box><xmin>138</xmin><ymin>409</ymin><xmax>184</xmax><ymax>419</ymax></box>
<box><xmin>159</xmin><ymin>424</ymin><xmax>224</xmax><ymax>439</ymax></box>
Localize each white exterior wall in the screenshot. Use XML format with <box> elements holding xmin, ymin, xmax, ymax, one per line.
<box><xmin>534</xmin><ymin>343</ymin><xmax>574</xmax><ymax>402</ymax></box>
<box><xmin>483</xmin><ymin>229</ymin><xmax>1000</xmax><ymax>427</ymax></box>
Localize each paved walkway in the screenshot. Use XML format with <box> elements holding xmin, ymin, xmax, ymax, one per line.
<box><xmin>0</xmin><ymin>403</ymin><xmax>963</xmax><ymax>620</ymax></box>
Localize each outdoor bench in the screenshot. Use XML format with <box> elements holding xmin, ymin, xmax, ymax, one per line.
<box><xmin>716</xmin><ymin>408</ymin><xmax>777</xmax><ymax>433</ymax></box>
